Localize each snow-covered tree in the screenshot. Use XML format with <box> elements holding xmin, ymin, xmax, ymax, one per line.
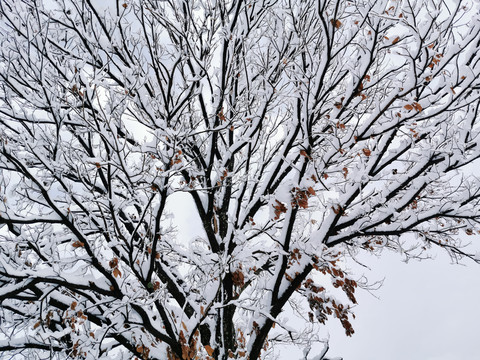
<box><xmin>1</xmin><ymin>0</ymin><xmax>480</xmax><ymax>359</ymax></box>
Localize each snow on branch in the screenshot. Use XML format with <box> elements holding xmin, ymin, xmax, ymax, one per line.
<box><xmin>0</xmin><ymin>0</ymin><xmax>479</xmax><ymax>359</ymax></box>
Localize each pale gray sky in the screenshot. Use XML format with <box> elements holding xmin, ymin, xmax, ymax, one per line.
<box><xmin>327</xmin><ymin>249</ymin><xmax>480</xmax><ymax>360</ymax></box>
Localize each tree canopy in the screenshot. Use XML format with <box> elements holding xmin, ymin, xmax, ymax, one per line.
<box><xmin>0</xmin><ymin>0</ymin><xmax>480</xmax><ymax>359</ymax></box>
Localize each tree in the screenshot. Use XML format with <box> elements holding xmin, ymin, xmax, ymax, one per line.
<box><xmin>0</xmin><ymin>0</ymin><xmax>479</xmax><ymax>358</ymax></box>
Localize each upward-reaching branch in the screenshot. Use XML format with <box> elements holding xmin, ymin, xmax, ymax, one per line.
<box><xmin>0</xmin><ymin>0</ymin><xmax>479</xmax><ymax>359</ymax></box>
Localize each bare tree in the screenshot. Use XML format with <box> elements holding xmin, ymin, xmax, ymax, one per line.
<box><xmin>0</xmin><ymin>0</ymin><xmax>479</xmax><ymax>359</ymax></box>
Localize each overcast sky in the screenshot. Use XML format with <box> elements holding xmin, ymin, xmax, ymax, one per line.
<box><xmin>327</xmin><ymin>248</ymin><xmax>480</xmax><ymax>360</ymax></box>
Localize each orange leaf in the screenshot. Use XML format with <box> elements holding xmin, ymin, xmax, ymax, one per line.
<box><xmin>404</xmin><ymin>104</ymin><xmax>414</xmax><ymax>111</ymax></box>
<box><xmin>218</xmin><ymin>109</ymin><xmax>226</xmax><ymax>121</ymax></box>
<box><xmin>72</xmin><ymin>241</ymin><xmax>84</xmax><ymax>248</ymax></box>
<box><xmin>300</xmin><ymin>150</ymin><xmax>311</xmax><ymax>159</ymax></box>
<box><xmin>113</xmin><ymin>267</ymin><xmax>122</xmax><ymax>278</ymax></box>
<box><xmin>71</xmin><ymin>301</ymin><xmax>77</xmax><ymax>310</ymax></box>
<box><xmin>362</xmin><ymin>148</ymin><xmax>371</xmax><ymax>157</ymax></box>
<box><xmin>33</xmin><ymin>321</ymin><xmax>41</xmax><ymax>329</ymax></box>
<box><xmin>273</xmin><ymin>200</ymin><xmax>287</xmax><ymax>220</ymax></box>
<box><xmin>298</xmin><ymin>198</ymin><xmax>308</xmax><ymax>209</ymax></box>
<box><xmin>330</xmin><ymin>19</ymin><xmax>342</xmax><ymax>28</ymax></box>
<box><xmin>205</xmin><ymin>345</ymin><xmax>214</xmax><ymax>356</ymax></box>
<box><xmin>232</xmin><ymin>269</ymin><xmax>245</xmax><ymax>287</ymax></box>
<box><xmin>392</xmin><ymin>36</ymin><xmax>400</xmax><ymax>44</ymax></box>
<box><xmin>413</xmin><ymin>102</ymin><xmax>423</xmax><ymax>112</ymax></box>
<box><xmin>332</xmin><ymin>205</ymin><xmax>342</xmax><ymax>215</ymax></box>
<box><xmin>307</xmin><ymin>186</ymin><xmax>316</xmax><ymax>195</ymax></box>
<box><xmin>109</xmin><ymin>257</ymin><xmax>118</xmax><ymax>268</ymax></box>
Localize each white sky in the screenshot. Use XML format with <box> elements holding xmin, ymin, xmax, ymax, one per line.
<box><xmin>326</xmin><ymin>249</ymin><xmax>480</xmax><ymax>360</ymax></box>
